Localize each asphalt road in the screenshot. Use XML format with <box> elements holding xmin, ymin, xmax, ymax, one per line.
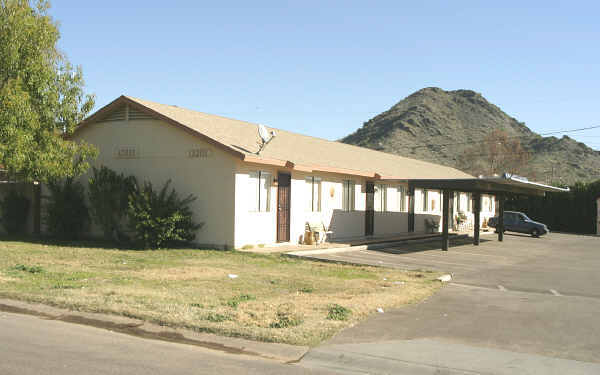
<box><xmin>300</xmin><ymin>232</ymin><xmax>600</xmax><ymax>374</ymax></box>
<box><xmin>0</xmin><ymin>311</ymin><xmax>329</xmax><ymax>375</ymax></box>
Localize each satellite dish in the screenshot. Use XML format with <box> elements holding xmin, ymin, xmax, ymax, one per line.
<box><xmin>258</xmin><ymin>124</ymin><xmax>272</xmax><ymax>143</ymax></box>
<box><xmin>256</xmin><ymin>124</ymin><xmax>276</xmax><ymax>154</ymax></box>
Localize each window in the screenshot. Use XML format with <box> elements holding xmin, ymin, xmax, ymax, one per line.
<box><xmin>397</xmin><ymin>186</ymin><xmax>406</xmax><ymax>212</ymax></box>
<box><xmin>422</xmin><ymin>189</ymin><xmax>429</xmax><ymax>212</ymax></box>
<box><xmin>342</xmin><ymin>180</ymin><xmax>355</xmax><ymax>211</ymax></box>
<box><xmin>248</xmin><ymin>171</ymin><xmax>271</xmax><ymax>212</ymax></box>
<box><xmin>374</xmin><ymin>184</ymin><xmax>387</xmax><ymax>212</ymax></box>
<box><xmin>486</xmin><ymin>196</ymin><xmax>493</xmax><ymax>212</ymax></box>
<box><xmin>305</xmin><ymin>176</ymin><xmax>322</xmax><ymax>212</ymax></box>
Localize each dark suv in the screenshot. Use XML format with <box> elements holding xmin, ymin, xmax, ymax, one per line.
<box><xmin>488</xmin><ymin>211</ymin><xmax>549</xmax><ymax>237</ymax></box>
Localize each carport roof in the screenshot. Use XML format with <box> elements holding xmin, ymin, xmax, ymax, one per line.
<box><xmin>397</xmin><ymin>174</ymin><xmax>570</xmax><ymax>196</ymax></box>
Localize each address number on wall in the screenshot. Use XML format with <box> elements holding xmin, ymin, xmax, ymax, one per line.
<box><xmin>115</xmin><ymin>146</ymin><xmax>139</xmax><ymax>159</ymax></box>
<box><xmin>188</xmin><ymin>148</ymin><xmax>211</xmax><ymax>158</ymax></box>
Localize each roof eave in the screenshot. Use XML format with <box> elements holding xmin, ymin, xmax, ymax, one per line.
<box><xmin>71</xmin><ymin>96</ymin><xmax>246</xmax><ymax>160</ymax></box>
<box><xmin>242</xmin><ymin>155</ymin><xmax>378</xmax><ymax>178</ymax></box>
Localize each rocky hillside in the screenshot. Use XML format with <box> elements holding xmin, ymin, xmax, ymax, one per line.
<box><xmin>341</xmin><ymin>87</ymin><xmax>600</xmax><ymax>185</ymax></box>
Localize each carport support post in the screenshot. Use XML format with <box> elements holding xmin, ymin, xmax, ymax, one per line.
<box><xmin>498</xmin><ymin>194</ymin><xmax>505</xmax><ymax>242</ymax></box>
<box><xmin>473</xmin><ymin>193</ymin><xmax>481</xmax><ymax>245</ymax></box>
<box><xmin>408</xmin><ymin>185</ymin><xmax>415</xmax><ymax>233</ymax></box>
<box><xmin>442</xmin><ymin>189</ymin><xmax>450</xmax><ymax>251</ymax></box>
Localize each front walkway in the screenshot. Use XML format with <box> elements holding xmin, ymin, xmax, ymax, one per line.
<box><xmin>239</xmin><ymin>232</ymin><xmax>443</xmax><ymax>254</ymax></box>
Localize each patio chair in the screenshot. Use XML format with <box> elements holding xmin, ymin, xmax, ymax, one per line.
<box><xmin>307</xmin><ymin>221</ymin><xmax>333</xmax><ymax>245</ymax></box>
<box><xmin>425</xmin><ymin>218</ymin><xmax>440</xmax><ymax>233</ymax></box>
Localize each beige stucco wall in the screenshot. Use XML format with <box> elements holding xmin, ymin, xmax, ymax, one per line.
<box><xmin>73</xmin><ymin>118</ymin><xmax>236</xmax><ymax>248</ymax></box>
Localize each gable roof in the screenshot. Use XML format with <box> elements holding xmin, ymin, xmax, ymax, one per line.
<box><xmin>75</xmin><ymin>95</ymin><xmax>472</xmax><ymax>180</ymax></box>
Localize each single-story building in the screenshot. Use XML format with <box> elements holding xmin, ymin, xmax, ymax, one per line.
<box><xmin>66</xmin><ymin>95</ymin><xmax>497</xmax><ymax>249</ymax></box>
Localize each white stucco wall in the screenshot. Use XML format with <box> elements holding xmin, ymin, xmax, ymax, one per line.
<box><xmin>233</xmin><ymin>164</ymin><xmax>373</xmax><ymax>247</ymax></box>
<box><xmin>233</xmin><ymin>169</ymin><xmax>467</xmax><ymax>247</ymax></box>
<box><xmin>73</xmin><ymin>118</ymin><xmax>236</xmax><ymax>248</ymax></box>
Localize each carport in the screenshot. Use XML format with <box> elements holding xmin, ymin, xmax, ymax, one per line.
<box><xmin>397</xmin><ymin>174</ymin><xmax>570</xmax><ymax>250</ymax></box>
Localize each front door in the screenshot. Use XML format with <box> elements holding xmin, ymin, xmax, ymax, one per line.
<box><xmin>277</xmin><ymin>173</ymin><xmax>291</xmax><ymax>242</ymax></box>
<box><xmin>365</xmin><ymin>181</ymin><xmax>374</xmax><ymax>236</ymax></box>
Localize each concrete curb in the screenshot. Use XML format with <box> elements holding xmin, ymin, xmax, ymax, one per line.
<box><xmin>0</xmin><ymin>298</ymin><xmax>308</xmax><ymax>363</ymax></box>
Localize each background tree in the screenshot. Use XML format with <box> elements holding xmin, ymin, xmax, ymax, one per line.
<box><xmin>0</xmin><ymin>0</ymin><xmax>97</xmax><ymax>182</ymax></box>
<box><xmin>459</xmin><ymin>129</ymin><xmax>531</xmax><ymax>177</ymax></box>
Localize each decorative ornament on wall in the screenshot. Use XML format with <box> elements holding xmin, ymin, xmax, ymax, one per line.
<box><xmin>330</xmin><ymin>186</ymin><xmax>335</xmax><ymax>198</ymax></box>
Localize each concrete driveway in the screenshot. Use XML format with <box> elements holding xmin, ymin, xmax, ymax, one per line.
<box><xmin>300</xmin><ymin>233</ymin><xmax>600</xmax><ymax>374</ymax></box>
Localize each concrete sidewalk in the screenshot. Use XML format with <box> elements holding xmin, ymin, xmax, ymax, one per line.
<box><xmin>302</xmin><ymin>338</ymin><xmax>600</xmax><ymax>375</ymax></box>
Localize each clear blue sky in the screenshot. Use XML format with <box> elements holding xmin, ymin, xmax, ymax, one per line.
<box><xmin>50</xmin><ymin>1</ymin><xmax>600</xmax><ymax>149</ymax></box>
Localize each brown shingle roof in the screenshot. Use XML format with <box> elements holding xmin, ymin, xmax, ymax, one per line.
<box><xmin>76</xmin><ymin>95</ymin><xmax>472</xmax><ymax>180</ymax></box>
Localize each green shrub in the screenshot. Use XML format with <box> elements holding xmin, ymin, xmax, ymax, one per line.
<box><xmin>205</xmin><ymin>312</ymin><xmax>231</xmax><ymax>323</ymax></box>
<box><xmin>44</xmin><ymin>179</ymin><xmax>89</xmax><ymax>240</ymax></box>
<box><xmin>225</xmin><ymin>294</ymin><xmax>256</xmax><ymax>308</ymax></box>
<box><xmin>270</xmin><ymin>303</ymin><xmax>303</xmax><ymax>328</ymax></box>
<box><xmin>13</xmin><ymin>264</ymin><xmax>44</xmax><ymax>273</ymax></box>
<box><xmin>127</xmin><ymin>180</ymin><xmax>202</xmax><ymax>249</ymax></box>
<box><xmin>0</xmin><ymin>190</ymin><xmax>30</xmax><ymax>233</ymax></box>
<box><xmin>327</xmin><ymin>304</ymin><xmax>351</xmax><ymax>321</ymax></box>
<box><xmin>88</xmin><ymin>166</ymin><xmax>136</xmax><ymax>241</ymax></box>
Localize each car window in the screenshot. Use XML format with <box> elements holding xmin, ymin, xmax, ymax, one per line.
<box><xmin>518</xmin><ymin>214</ymin><xmax>526</xmax><ymax>221</ymax></box>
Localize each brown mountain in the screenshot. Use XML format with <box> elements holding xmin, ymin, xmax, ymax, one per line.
<box><xmin>341</xmin><ymin>87</ymin><xmax>600</xmax><ymax>185</ymax></box>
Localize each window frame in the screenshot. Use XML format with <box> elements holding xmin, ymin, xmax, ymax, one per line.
<box><xmin>422</xmin><ymin>189</ymin><xmax>429</xmax><ymax>212</ymax></box>
<box><xmin>342</xmin><ymin>180</ymin><xmax>355</xmax><ymax>212</ymax></box>
<box><xmin>398</xmin><ymin>185</ymin><xmax>406</xmax><ymax>212</ymax></box>
<box><xmin>248</xmin><ymin>171</ymin><xmax>272</xmax><ymax>212</ymax></box>
<box><xmin>305</xmin><ymin>176</ymin><xmax>322</xmax><ymax>212</ymax></box>
<box><xmin>467</xmin><ymin>192</ymin><xmax>473</xmax><ymax>212</ymax></box>
<box><xmin>374</xmin><ymin>183</ymin><xmax>387</xmax><ymax>212</ymax></box>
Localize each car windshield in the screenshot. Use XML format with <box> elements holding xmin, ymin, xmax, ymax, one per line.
<box><xmin>519</xmin><ymin>214</ymin><xmax>530</xmax><ymax>221</ymax></box>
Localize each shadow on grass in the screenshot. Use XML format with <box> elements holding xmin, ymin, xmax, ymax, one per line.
<box><xmin>0</xmin><ymin>235</ymin><xmax>224</xmax><ymax>252</ymax></box>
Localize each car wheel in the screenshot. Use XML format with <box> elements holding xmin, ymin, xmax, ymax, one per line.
<box><xmin>531</xmin><ymin>228</ymin><xmax>540</xmax><ymax>238</ymax></box>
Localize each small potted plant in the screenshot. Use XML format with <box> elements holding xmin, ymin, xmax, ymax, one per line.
<box><xmin>456</xmin><ymin>211</ymin><xmax>467</xmax><ymax>229</ymax></box>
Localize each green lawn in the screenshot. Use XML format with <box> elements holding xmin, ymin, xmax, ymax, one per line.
<box><xmin>0</xmin><ymin>239</ymin><xmax>442</xmax><ymax>346</ymax></box>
